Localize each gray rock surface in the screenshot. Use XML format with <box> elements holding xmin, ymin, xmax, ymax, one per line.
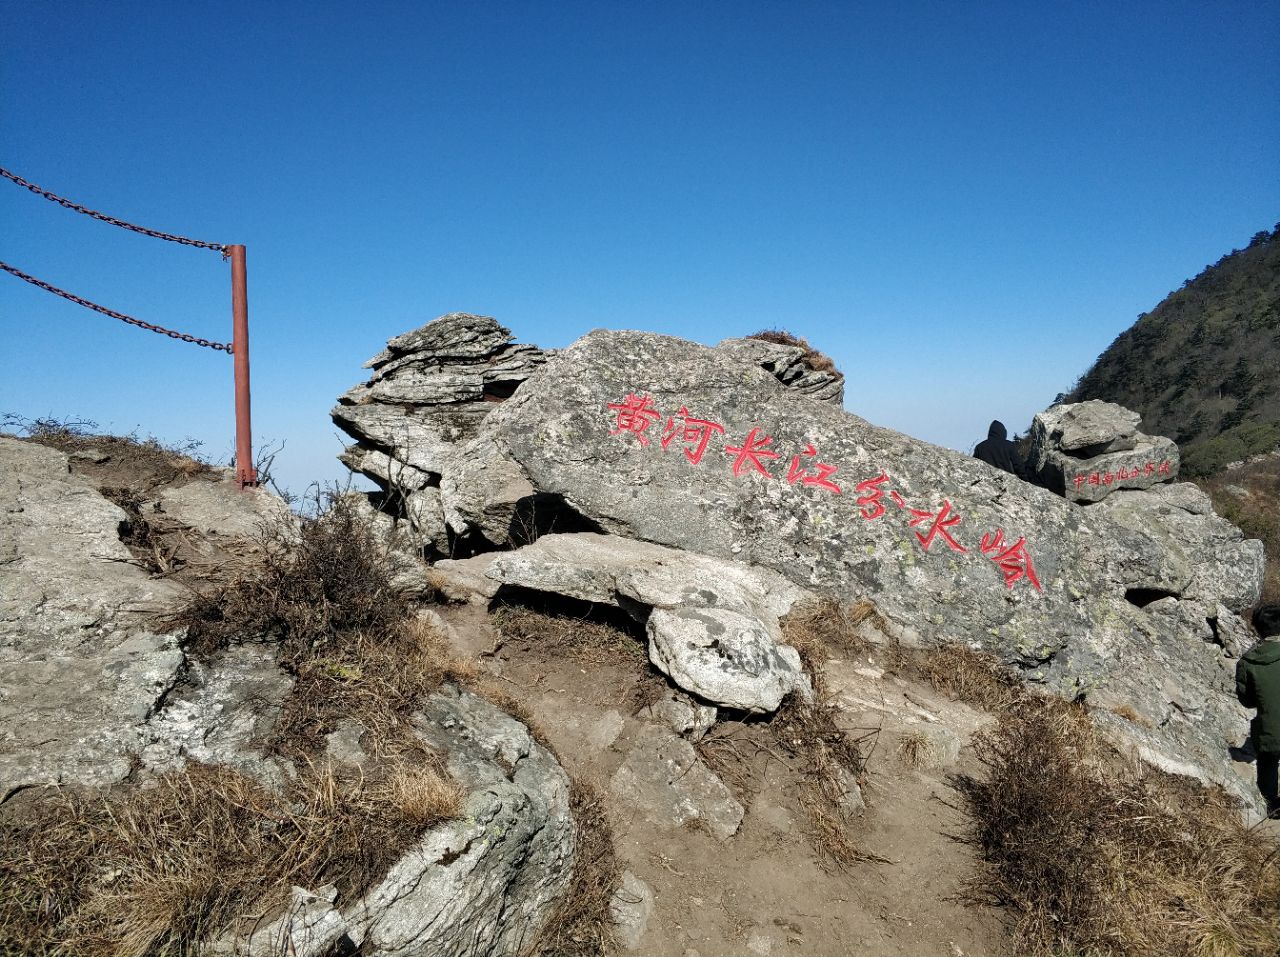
<box><xmin>611</xmin><ymin>870</ymin><xmax>656</xmax><ymax>951</ymax></box>
<box><xmin>645</xmin><ymin>689</ymin><xmax>718</xmax><ymax>742</ymax></box>
<box><xmin>150</xmin><ymin>473</ymin><xmax>292</xmax><ymax>542</ymax></box>
<box><xmin>480</xmin><ymin>532</ymin><xmax>813</xmax><ymax>712</ymax></box>
<box><xmin>0</xmin><ymin>437</ymin><xmax>187</xmax><ymax>796</ymax></box>
<box><xmin>610</xmin><ymin>724</ymin><xmax>745</xmax><ymax>840</ymax></box>
<box><xmin>331</xmin><ymin>313</ymin><xmax>550</xmax><ymax>557</ymax></box>
<box><xmin>217</xmin><ymin>687</ymin><xmax>575</xmax><ymax>957</ymax></box>
<box><xmin>1029</xmin><ymin>400</ymin><xmax>1180</xmax><ymax>502</ymax></box>
<box><xmin>343</xmin><ymin>685</ymin><xmax>574</xmax><ymax>956</ymax></box>
<box><xmin>370</xmin><ymin>328</ymin><xmax>1262</xmax><ymax>807</ymax></box>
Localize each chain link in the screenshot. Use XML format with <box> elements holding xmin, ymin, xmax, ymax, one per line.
<box><xmin>0</xmin><ymin>167</ymin><xmax>227</xmax><ymax>253</ymax></box>
<box><xmin>0</xmin><ymin>260</ymin><xmax>232</xmax><ymax>352</ymax></box>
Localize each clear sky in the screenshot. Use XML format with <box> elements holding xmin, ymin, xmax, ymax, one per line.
<box><xmin>2</xmin><ymin>1</ymin><xmax>1277</xmax><ymax>496</ymax></box>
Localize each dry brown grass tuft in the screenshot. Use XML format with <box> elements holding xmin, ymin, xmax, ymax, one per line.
<box><xmin>527</xmin><ymin>782</ymin><xmax>621</xmax><ymax>957</ymax></box>
<box><xmin>747</xmin><ymin>329</ymin><xmax>839</xmax><ymax>374</ymax></box>
<box><xmin>908</xmin><ymin>643</ymin><xmax>1023</xmax><ymax>713</ymax></box>
<box><xmin>491</xmin><ymin>602</ymin><xmax>647</xmax><ymax>666</ymax></box>
<box><xmin>896</xmin><ymin>729</ymin><xmax>934</xmax><ymax>769</ymax></box>
<box><xmin>0</xmin><ymin>759</ymin><xmax>459</xmax><ymax>956</ymax></box>
<box><xmin>781</xmin><ymin>598</ymin><xmax>879</xmax><ymax>671</ymax></box>
<box><xmin>955</xmin><ymin>697</ymin><xmax>1280</xmax><ymax>957</ymax></box>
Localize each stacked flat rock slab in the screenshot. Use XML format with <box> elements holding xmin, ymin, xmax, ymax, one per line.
<box><xmin>435</xmin><ymin>532</ymin><xmax>814</xmax><ymax>713</ymax></box>
<box><xmin>716</xmin><ymin>336</ymin><xmax>845</xmax><ymax>404</ymax></box>
<box><xmin>345</xmin><ymin>325</ymin><xmax>1265</xmax><ymax>809</ymax></box>
<box><xmin>331</xmin><ymin>313</ymin><xmax>551</xmax><ymax>556</ymax></box>
<box><xmin>1029</xmin><ymin>399</ymin><xmax>1180</xmax><ymax>503</ymax></box>
<box><xmin>333</xmin><ymin>316</ymin><xmax>848</xmax><ymax>557</ymax></box>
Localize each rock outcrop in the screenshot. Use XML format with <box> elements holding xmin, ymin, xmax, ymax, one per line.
<box><xmin>0</xmin><ymin>435</ymin><xmax>580</xmax><ymax>955</ymax></box>
<box><xmin>435</xmin><ymin>532</ymin><xmax>813</xmax><ymax>712</ymax></box>
<box><xmin>1029</xmin><ymin>399</ymin><xmax>1180</xmax><ymax>502</ymax></box>
<box><xmin>334</xmin><ymin>317</ymin><xmax>1267</xmax><ymax>809</ymax></box>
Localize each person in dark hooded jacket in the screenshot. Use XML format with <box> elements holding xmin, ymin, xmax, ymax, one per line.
<box><xmin>1236</xmin><ymin>604</ymin><xmax>1280</xmax><ymax>817</ymax></box>
<box><xmin>973</xmin><ymin>420</ymin><xmax>1024</xmax><ymax>479</ymax></box>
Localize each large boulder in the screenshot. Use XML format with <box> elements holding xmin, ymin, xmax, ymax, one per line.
<box><xmin>336</xmin><ymin>322</ymin><xmax>1265</xmax><ymax>807</ymax></box>
<box><xmin>1028</xmin><ymin>400</ymin><xmax>1180</xmax><ymax>502</ymax></box>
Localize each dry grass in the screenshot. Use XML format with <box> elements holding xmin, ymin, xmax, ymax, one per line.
<box><xmin>176</xmin><ymin>492</ymin><xmax>410</xmax><ymax>665</ymax></box>
<box><xmin>696</xmin><ymin>599</ymin><xmax>880</xmax><ymax>870</ymax></box>
<box><xmin>491</xmin><ymin>602</ymin><xmax>647</xmax><ymax>666</ymax></box>
<box><xmin>896</xmin><ymin>730</ymin><xmax>934</xmax><ymax>769</ymax></box>
<box><xmin>747</xmin><ymin>329</ymin><xmax>839</xmax><ymax>374</ymax></box>
<box><xmin>528</xmin><ymin>782</ymin><xmax>621</xmax><ymax>957</ymax></box>
<box><xmin>6</xmin><ymin>414</ymin><xmax>211</xmax><ymax>490</ymax></box>
<box><xmin>955</xmin><ymin>696</ymin><xmax>1280</xmax><ymax>957</ymax></box>
<box><xmin>905</xmin><ymin>643</ymin><xmax>1024</xmax><ymax>713</ymax></box>
<box><xmin>0</xmin><ymin>759</ymin><xmax>458</xmax><ymax>956</ymax></box>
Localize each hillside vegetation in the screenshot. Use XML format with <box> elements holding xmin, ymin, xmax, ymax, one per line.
<box><xmin>1067</xmin><ymin>226</ymin><xmax>1280</xmax><ymax>476</ymax></box>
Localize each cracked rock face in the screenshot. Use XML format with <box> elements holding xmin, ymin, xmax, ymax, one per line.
<box><xmin>376</xmin><ymin>326</ymin><xmax>1262</xmax><ymax>807</ymax></box>
<box><xmin>214</xmin><ymin>687</ymin><xmax>576</xmax><ymax>957</ymax></box>
<box><xmin>0</xmin><ymin>437</ymin><xmax>187</xmax><ymax>796</ymax></box>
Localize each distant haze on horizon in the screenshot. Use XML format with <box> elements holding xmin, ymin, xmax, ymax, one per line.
<box><xmin>2</xmin><ymin>1</ymin><xmax>1276</xmax><ymax>496</ymax></box>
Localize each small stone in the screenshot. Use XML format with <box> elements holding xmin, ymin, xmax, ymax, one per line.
<box><xmin>609</xmin><ymin>870</ymin><xmax>654</xmax><ymax>951</ymax></box>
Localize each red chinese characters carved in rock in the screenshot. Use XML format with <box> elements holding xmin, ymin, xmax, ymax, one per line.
<box><xmin>908</xmin><ymin>500</ymin><xmax>967</xmax><ymax>553</ymax></box>
<box><xmin>724</xmin><ymin>428</ymin><xmax>780</xmax><ymax>477</ymax></box>
<box><xmin>855</xmin><ymin>473</ymin><xmax>891</xmax><ymax>519</ymax></box>
<box><xmin>980</xmin><ymin>528</ymin><xmax>1043</xmax><ymax>591</ymax></box>
<box><xmin>606</xmin><ymin>393</ymin><xmax>662</xmax><ymax>446</ymax></box>
<box><xmin>786</xmin><ymin>444</ymin><xmax>842</xmax><ymax>494</ymax></box>
<box><xmin>660</xmin><ymin>406</ymin><xmax>725</xmax><ymax>465</ymax></box>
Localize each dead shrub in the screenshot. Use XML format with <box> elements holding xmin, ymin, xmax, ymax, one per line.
<box><xmin>176</xmin><ymin>491</ymin><xmax>409</xmax><ymax>666</ymax></box>
<box><xmin>528</xmin><ymin>782</ymin><xmax>621</xmax><ymax>957</ymax></box>
<box><xmin>955</xmin><ymin>697</ymin><xmax>1280</xmax><ymax>957</ymax></box>
<box><xmin>773</xmin><ymin>693</ymin><xmax>876</xmax><ymax>869</ymax></box>
<box><xmin>781</xmin><ymin>598</ymin><xmax>879</xmax><ymax>666</ymax></box>
<box><xmin>0</xmin><ymin>759</ymin><xmax>459</xmax><ymax>956</ymax></box>
<box><xmin>747</xmin><ymin>329</ymin><xmax>838</xmax><ymax>374</ymax></box>
<box><xmin>896</xmin><ymin>729</ymin><xmax>934</xmax><ymax>769</ymax></box>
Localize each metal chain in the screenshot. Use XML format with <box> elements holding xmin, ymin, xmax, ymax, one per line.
<box><xmin>0</xmin><ymin>260</ymin><xmax>232</xmax><ymax>352</ymax></box>
<box><xmin>0</xmin><ymin>167</ymin><xmax>227</xmax><ymax>254</ymax></box>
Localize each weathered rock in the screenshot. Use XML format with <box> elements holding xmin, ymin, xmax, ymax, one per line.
<box><xmin>481</xmin><ymin>532</ymin><xmax>813</xmax><ymax>712</ymax></box>
<box><xmin>0</xmin><ymin>437</ymin><xmax>188</xmax><ymax>796</ymax></box>
<box><xmin>1035</xmin><ymin>400</ymin><xmax>1141</xmax><ymax>454</ymax></box>
<box><xmin>610</xmin><ymin>870</ymin><xmax>655</xmax><ymax>951</ymax></box>
<box><xmin>215</xmin><ymin>687</ymin><xmax>576</xmax><ymax>957</ymax></box>
<box><xmin>341</xmin><ymin>685</ymin><xmax>574</xmax><ymax>956</ymax></box>
<box><xmin>149</xmin><ymin>472</ymin><xmax>293</xmax><ymax>542</ymax></box>
<box><xmin>645</xmin><ymin>689</ymin><xmax>717</xmax><ymax>741</ymax></box>
<box><xmin>1028</xmin><ymin>400</ymin><xmax>1180</xmax><ymax>502</ymax></box>
<box><xmin>716</xmin><ymin>336</ymin><xmax>844</xmax><ymax>404</ymax></box>
<box><xmin>139</xmin><ymin>644</ymin><xmax>294</xmax><ymax>788</ymax></box>
<box><xmin>0</xmin><ymin>436</ymin><xmax>182</xmax><ymax>654</ymax></box>
<box><xmin>610</xmin><ymin>725</ymin><xmax>744</xmax><ymax>840</ymax></box>
<box><xmin>387</xmin><ymin>329</ymin><xmax>1262</xmax><ymax>807</ymax></box>
<box><xmin>332</xmin><ymin>314</ymin><xmax>549</xmax><ymax>545</ymax></box>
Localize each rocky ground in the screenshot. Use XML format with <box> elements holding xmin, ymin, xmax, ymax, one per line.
<box><xmin>3</xmin><ymin>312</ymin><xmax>1278</xmax><ymax>956</ymax></box>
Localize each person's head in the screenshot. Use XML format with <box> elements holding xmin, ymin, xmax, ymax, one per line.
<box><xmin>988</xmin><ymin>420</ymin><xmax>1007</xmax><ymax>440</ymax></box>
<box><xmin>1254</xmin><ymin>605</ymin><xmax>1280</xmax><ymax>639</ymax></box>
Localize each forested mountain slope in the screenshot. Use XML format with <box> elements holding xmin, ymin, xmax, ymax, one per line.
<box><xmin>1067</xmin><ymin>226</ymin><xmax>1280</xmax><ymax>475</ymax></box>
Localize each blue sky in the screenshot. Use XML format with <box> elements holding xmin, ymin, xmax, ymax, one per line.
<box><xmin>2</xmin><ymin>1</ymin><xmax>1276</xmax><ymax>496</ymax></box>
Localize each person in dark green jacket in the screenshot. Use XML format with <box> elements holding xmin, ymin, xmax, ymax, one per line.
<box><xmin>1236</xmin><ymin>604</ymin><xmax>1280</xmax><ymax>817</ymax></box>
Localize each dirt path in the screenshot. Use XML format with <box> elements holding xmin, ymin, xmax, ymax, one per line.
<box><xmin>438</xmin><ymin>603</ymin><xmax>1009</xmax><ymax>956</ymax></box>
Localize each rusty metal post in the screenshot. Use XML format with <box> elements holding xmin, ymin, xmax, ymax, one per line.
<box><xmin>229</xmin><ymin>245</ymin><xmax>258</xmax><ymax>488</ymax></box>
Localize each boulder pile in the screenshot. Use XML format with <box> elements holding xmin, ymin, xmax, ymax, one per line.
<box><xmin>334</xmin><ymin>313</ymin><xmax>1266</xmax><ymax>810</ymax></box>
